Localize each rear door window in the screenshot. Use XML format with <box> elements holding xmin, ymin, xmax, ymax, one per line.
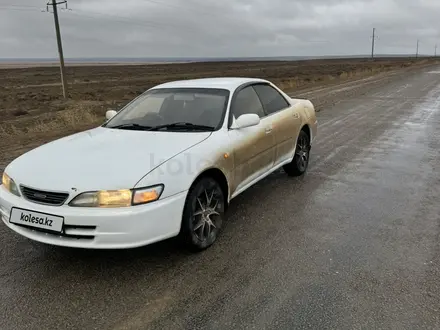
<box><xmin>253</xmin><ymin>84</ymin><xmax>290</xmax><ymax>115</ymax></box>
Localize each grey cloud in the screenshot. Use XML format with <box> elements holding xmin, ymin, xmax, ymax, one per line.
<box><xmin>0</xmin><ymin>0</ymin><xmax>439</xmax><ymax>58</ymax></box>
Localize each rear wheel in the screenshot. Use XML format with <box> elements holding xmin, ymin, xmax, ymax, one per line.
<box><xmin>283</xmin><ymin>130</ymin><xmax>311</xmax><ymax>177</ymax></box>
<box><xmin>180</xmin><ymin>177</ymin><xmax>225</xmax><ymax>251</ymax></box>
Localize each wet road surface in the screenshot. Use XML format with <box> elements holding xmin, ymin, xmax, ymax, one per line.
<box><xmin>2</xmin><ymin>66</ymin><xmax>440</xmax><ymax>329</ymax></box>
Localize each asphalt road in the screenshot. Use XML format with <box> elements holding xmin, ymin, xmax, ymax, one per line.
<box><xmin>2</xmin><ymin>66</ymin><xmax>440</xmax><ymax>330</ymax></box>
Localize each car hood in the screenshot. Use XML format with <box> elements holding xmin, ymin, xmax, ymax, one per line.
<box><xmin>6</xmin><ymin>127</ymin><xmax>211</xmax><ymax>192</ymax></box>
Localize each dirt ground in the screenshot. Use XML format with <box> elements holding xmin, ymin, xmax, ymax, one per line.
<box><xmin>0</xmin><ymin>57</ymin><xmax>439</xmax><ymax>173</ymax></box>
<box><xmin>1</xmin><ymin>58</ymin><xmax>436</xmax><ymax>123</ymax></box>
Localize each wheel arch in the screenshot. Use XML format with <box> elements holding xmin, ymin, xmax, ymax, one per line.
<box><xmin>300</xmin><ymin>124</ymin><xmax>311</xmax><ymax>142</ymax></box>
<box><xmin>189</xmin><ymin>167</ymin><xmax>230</xmax><ymax>210</ymax></box>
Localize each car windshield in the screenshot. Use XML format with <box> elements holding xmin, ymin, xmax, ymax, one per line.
<box><xmin>104</xmin><ymin>88</ymin><xmax>230</xmax><ymax>131</ymax></box>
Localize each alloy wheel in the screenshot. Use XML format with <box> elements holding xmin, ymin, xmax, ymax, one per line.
<box><xmin>295</xmin><ymin>133</ymin><xmax>310</xmax><ymax>172</ymax></box>
<box><xmin>191</xmin><ymin>184</ymin><xmax>223</xmax><ymax>243</ymax></box>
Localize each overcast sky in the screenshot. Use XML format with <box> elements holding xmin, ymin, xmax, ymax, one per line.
<box><xmin>0</xmin><ymin>0</ymin><xmax>439</xmax><ymax>59</ymax></box>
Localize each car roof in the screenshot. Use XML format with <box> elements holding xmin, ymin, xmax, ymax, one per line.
<box><xmin>150</xmin><ymin>77</ymin><xmax>270</xmax><ymax>92</ymax></box>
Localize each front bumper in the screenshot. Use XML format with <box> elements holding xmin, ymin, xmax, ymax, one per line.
<box><xmin>0</xmin><ymin>185</ymin><xmax>188</xmax><ymax>249</ymax></box>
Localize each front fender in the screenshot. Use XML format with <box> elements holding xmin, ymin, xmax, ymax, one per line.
<box><xmin>135</xmin><ymin>133</ymin><xmax>234</xmax><ymax>200</ymax></box>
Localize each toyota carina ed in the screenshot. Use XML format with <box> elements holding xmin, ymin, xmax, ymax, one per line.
<box><xmin>0</xmin><ymin>77</ymin><xmax>318</xmax><ymax>251</ymax></box>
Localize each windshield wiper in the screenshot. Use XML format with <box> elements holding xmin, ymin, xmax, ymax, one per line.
<box><xmin>107</xmin><ymin>123</ymin><xmax>153</xmax><ymax>130</ymax></box>
<box><xmin>148</xmin><ymin>122</ymin><xmax>215</xmax><ymax>131</ymax></box>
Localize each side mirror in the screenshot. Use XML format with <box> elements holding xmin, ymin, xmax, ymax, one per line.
<box><xmin>105</xmin><ymin>110</ymin><xmax>117</xmax><ymax>121</ymax></box>
<box><xmin>231</xmin><ymin>113</ymin><xmax>260</xmax><ymax>129</ymax></box>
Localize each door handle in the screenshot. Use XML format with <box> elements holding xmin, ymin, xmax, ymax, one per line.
<box><xmin>265</xmin><ymin>127</ymin><xmax>272</xmax><ymax>134</ymax></box>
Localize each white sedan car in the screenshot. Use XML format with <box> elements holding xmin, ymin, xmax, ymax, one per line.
<box><xmin>1</xmin><ymin>77</ymin><xmax>317</xmax><ymax>251</ymax></box>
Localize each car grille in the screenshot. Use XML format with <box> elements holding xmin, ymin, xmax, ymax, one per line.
<box><xmin>20</xmin><ymin>185</ymin><xmax>69</xmax><ymax>206</ymax></box>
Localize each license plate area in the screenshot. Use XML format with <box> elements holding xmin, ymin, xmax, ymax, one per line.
<box><xmin>9</xmin><ymin>207</ymin><xmax>64</xmax><ymax>233</ymax></box>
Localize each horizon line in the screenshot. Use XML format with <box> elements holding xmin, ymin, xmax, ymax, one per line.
<box><xmin>0</xmin><ymin>54</ymin><xmax>430</xmax><ymax>61</ymax></box>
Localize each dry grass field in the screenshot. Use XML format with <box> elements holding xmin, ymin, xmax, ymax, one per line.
<box><xmin>0</xmin><ymin>57</ymin><xmax>439</xmax><ymax>172</ymax></box>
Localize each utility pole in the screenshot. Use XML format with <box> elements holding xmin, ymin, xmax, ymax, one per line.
<box><xmin>47</xmin><ymin>0</ymin><xmax>68</xmax><ymax>98</ymax></box>
<box><xmin>416</xmin><ymin>39</ymin><xmax>419</xmax><ymax>59</ymax></box>
<box><xmin>371</xmin><ymin>28</ymin><xmax>376</xmax><ymax>59</ymax></box>
<box><xmin>435</xmin><ymin>44</ymin><xmax>437</xmax><ymax>57</ymax></box>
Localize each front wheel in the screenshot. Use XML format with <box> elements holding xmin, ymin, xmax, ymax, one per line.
<box><xmin>283</xmin><ymin>130</ymin><xmax>311</xmax><ymax>177</ymax></box>
<box><xmin>179</xmin><ymin>177</ymin><xmax>225</xmax><ymax>251</ymax></box>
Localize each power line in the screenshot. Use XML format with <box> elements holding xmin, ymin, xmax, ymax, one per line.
<box><xmin>0</xmin><ymin>5</ymin><xmax>164</xmax><ymax>42</ymax></box>
<box><xmin>61</xmin><ymin>8</ymin><xmax>259</xmax><ymax>41</ymax></box>
<box><xmin>65</xmin><ymin>9</ymin><xmax>201</xmax><ymax>34</ymax></box>
<box><xmin>0</xmin><ymin>4</ymin><xmax>41</xmax><ymax>9</ymax></box>
<box><xmin>0</xmin><ymin>6</ymin><xmax>41</xmax><ymax>12</ymax></box>
<box><xmin>0</xmin><ymin>3</ymin><xmax>246</xmax><ymax>42</ymax></box>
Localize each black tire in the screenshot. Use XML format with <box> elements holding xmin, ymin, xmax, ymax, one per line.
<box><xmin>179</xmin><ymin>176</ymin><xmax>225</xmax><ymax>251</ymax></box>
<box><xmin>283</xmin><ymin>130</ymin><xmax>311</xmax><ymax>177</ymax></box>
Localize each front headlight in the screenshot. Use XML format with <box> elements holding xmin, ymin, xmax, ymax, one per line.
<box><xmin>1</xmin><ymin>173</ymin><xmax>21</xmax><ymax>197</ymax></box>
<box><xmin>68</xmin><ymin>185</ymin><xmax>164</xmax><ymax>208</ymax></box>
